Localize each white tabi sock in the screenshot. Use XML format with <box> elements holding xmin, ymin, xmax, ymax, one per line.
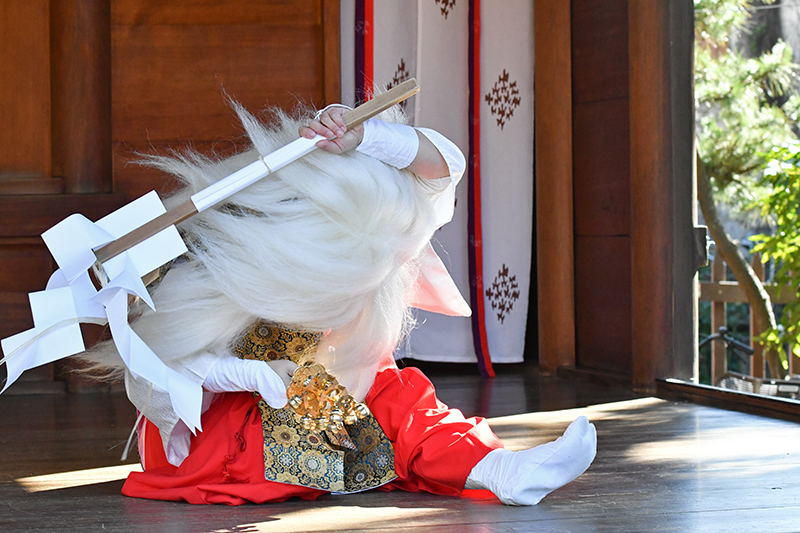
<box><xmin>465</xmin><ymin>415</ymin><xmax>597</xmax><ymax>505</ymax></box>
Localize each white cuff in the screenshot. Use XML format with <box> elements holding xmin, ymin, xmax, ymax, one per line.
<box><xmin>356</xmin><ymin>119</ymin><xmax>420</xmax><ymax>169</ymax></box>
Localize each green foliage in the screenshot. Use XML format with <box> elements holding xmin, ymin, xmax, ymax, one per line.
<box><xmin>695</xmin><ymin>0</ymin><xmax>798</xmax><ymax>209</ymax></box>
<box><xmin>751</xmin><ymin>143</ymin><xmax>800</xmax><ymax>365</ymax></box>
<box><xmin>696</xmin><ymin>0</ymin><xmax>799</xmax><ymax>371</ymax></box>
<box><xmin>695</xmin><ymin>0</ymin><xmax>750</xmax><ymax>50</ymax></box>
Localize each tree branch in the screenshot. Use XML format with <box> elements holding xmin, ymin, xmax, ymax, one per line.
<box><xmin>696</xmin><ymin>150</ymin><xmax>786</xmax><ymax>378</ymax></box>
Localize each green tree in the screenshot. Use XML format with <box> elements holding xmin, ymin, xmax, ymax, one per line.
<box><xmin>694</xmin><ymin>0</ymin><xmax>798</xmax><ymax>378</ymax></box>
<box><xmin>751</xmin><ymin>144</ymin><xmax>800</xmax><ymax>367</ymax></box>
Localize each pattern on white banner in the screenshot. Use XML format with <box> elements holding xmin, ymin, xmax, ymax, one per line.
<box><xmin>435</xmin><ymin>0</ymin><xmax>457</xmax><ymax>19</ymax></box>
<box><xmin>387</xmin><ymin>59</ymin><xmax>410</xmax><ymax>90</ymax></box>
<box><xmin>344</xmin><ymin>0</ymin><xmax>532</xmax><ymax>366</ymax></box>
<box><xmin>386</xmin><ymin>59</ymin><xmax>411</xmax><ymax>110</ymax></box>
<box><xmin>484</xmin><ymin>69</ymin><xmax>520</xmax><ymax>130</ymax></box>
<box><xmin>485</xmin><ymin>264</ymin><xmax>520</xmax><ymax>324</ymax></box>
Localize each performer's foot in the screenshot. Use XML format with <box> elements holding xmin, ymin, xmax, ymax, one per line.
<box><xmin>465</xmin><ymin>416</ymin><xmax>597</xmax><ymax>505</ymax></box>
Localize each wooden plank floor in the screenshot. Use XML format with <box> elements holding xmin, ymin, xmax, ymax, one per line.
<box><xmin>1</xmin><ymin>363</ymin><xmax>799</xmax><ymax>532</ymax></box>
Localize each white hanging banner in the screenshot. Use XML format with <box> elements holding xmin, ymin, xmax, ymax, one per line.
<box><xmin>373</xmin><ymin>0</ymin><xmax>418</xmax><ymax>109</ymax></box>
<box><xmin>364</xmin><ymin>0</ymin><xmax>533</xmax><ymax>366</ymax></box>
<box><xmin>405</xmin><ymin>0</ymin><xmax>475</xmax><ymax>363</ymax></box>
<box><xmin>479</xmin><ymin>0</ymin><xmax>533</xmax><ymax>364</ymax></box>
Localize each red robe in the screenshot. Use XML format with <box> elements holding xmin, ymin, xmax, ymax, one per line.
<box><xmin>122</xmin><ymin>362</ymin><xmax>503</xmax><ymax>504</ymax></box>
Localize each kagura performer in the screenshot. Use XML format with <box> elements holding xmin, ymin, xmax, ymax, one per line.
<box><xmin>82</xmin><ymin>102</ymin><xmax>596</xmax><ymax>506</ymax></box>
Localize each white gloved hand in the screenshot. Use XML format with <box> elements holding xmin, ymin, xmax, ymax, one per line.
<box><xmin>203</xmin><ymin>356</ymin><xmax>296</xmax><ymax>409</ymax></box>
<box><xmin>266</xmin><ymin>359</ymin><xmax>299</xmax><ymax>388</ymax></box>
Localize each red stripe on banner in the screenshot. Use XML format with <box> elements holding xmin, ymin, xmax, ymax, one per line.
<box><xmin>363</xmin><ymin>0</ymin><xmax>374</xmax><ymax>100</ymax></box>
<box><xmin>468</xmin><ymin>0</ymin><xmax>494</xmax><ymax>377</ymax></box>
<box><xmin>354</xmin><ymin>0</ymin><xmax>365</xmax><ymax>103</ymax></box>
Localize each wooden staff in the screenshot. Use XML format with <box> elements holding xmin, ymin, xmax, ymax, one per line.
<box><xmin>94</xmin><ymin>79</ymin><xmax>420</xmax><ymax>264</ymax></box>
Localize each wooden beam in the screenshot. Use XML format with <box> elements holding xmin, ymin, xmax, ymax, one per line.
<box><xmin>50</xmin><ymin>0</ymin><xmax>112</xmax><ymax>194</ymax></box>
<box><xmin>0</xmin><ymin>194</ymin><xmax>125</xmax><ymax>238</ymax></box>
<box><xmin>534</xmin><ymin>0</ymin><xmax>575</xmax><ymax>374</ymax></box>
<box><xmin>699</xmin><ymin>281</ymin><xmax>797</xmax><ymax>305</ymax></box>
<box><xmin>658</xmin><ymin>378</ymin><xmax>800</xmax><ymax>424</ymax></box>
<box><xmin>710</xmin><ymin>253</ymin><xmax>727</xmax><ymax>384</ymax></box>
<box><xmin>0</xmin><ymin>178</ymin><xmax>64</xmax><ymax>196</ymax></box>
<box><xmin>629</xmin><ymin>0</ymin><xmax>673</xmax><ymax>391</ymax></box>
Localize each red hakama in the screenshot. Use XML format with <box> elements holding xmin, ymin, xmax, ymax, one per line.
<box><xmin>122</xmin><ymin>364</ymin><xmax>503</xmax><ymax>505</ymax></box>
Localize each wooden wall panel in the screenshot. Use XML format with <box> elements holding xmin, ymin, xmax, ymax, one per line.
<box><xmin>573</xmin><ymin>98</ymin><xmax>630</xmax><ymax>236</ymax></box>
<box><xmin>0</xmin><ymin>0</ymin><xmax>51</xmax><ymax>179</ymax></box>
<box><xmin>111</xmin><ymin>24</ymin><xmax>323</xmax><ymax>142</ymax></box>
<box><xmin>571</xmin><ymin>0</ymin><xmax>628</xmax><ymax>104</ymax></box>
<box><xmin>0</xmin><ymin>293</ymin><xmax>38</xmax><ymax>348</ymax></box>
<box><xmin>0</xmin><ymin>242</ymin><xmax>54</xmax><ymax>293</ymax></box>
<box><xmin>110</xmin><ymin>0</ymin><xmax>337</xmax><ymax>201</ymax></box>
<box><xmin>50</xmin><ymin>0</ymin><xmax>112</xmax><ymax>193</ymax></box>
<box><xmin>0</xmin><ymin>195</ymin><xmax>125</xmax><ymax>238</ymax></box>
<box><xmin>574</xmin><ymin>236</ymin><xmax>632</xmax><ymax>376</ymax></box>
<box><xmin>571</xmin><ymin>0</ymin><xmax>632</xmax><ymax>378</ymax></box>
<box><xmin>0</xmin><ymin>241</ymin><xmax>54</xmax><ymax>368</ymax></box>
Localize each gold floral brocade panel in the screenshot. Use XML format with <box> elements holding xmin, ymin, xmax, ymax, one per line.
<box><xmin>233</xmin><ymin>320</ymin><xmax>397</xmax><ymax>493</ymax></box>
<box><xmin>233</xmin><ymin>321</ymin><xmax>320</xmax><ymax>364</ymax></box>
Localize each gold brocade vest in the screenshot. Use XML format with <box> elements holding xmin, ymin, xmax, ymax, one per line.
<box><xmin>232</xmin><ymin>320</ymin><xmax>397</xmax><ymax>493</ymax></box>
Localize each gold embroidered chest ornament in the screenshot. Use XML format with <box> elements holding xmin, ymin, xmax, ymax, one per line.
<box><xmin>287</xmin><ymin>362</ymin><xmax>371</xmax><ymax>433</ymax></box>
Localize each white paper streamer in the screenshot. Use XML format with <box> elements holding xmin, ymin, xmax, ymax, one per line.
<box><xmin>0</xmin><ymin>287</ymin><xmax>84</xmax><ymax>393</ymax></box>
<box><xmin>1</xmin><ymin>132</ymin><xmax>338</xmax><ymax>432</ymax></box>
<box><xmin>0</xmin><ymin>191</ymin><xmax>199</xmax><ymax>431</ymax></box>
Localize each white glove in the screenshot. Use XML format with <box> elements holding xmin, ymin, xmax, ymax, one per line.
<box><xmin>356</xmin><ymin>119</ymin><xmax>420</xmax><ymax>169</ymax></box>
<box><xmin>202</xmin><ymin>357</ymin><xmax>296</xmax><ymax>409</ymax></box>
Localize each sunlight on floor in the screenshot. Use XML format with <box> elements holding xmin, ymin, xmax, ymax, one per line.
<box><xmin>489</xmin><ymin>397</ymin><xmax>665</xmax><ymax>426</ymax></box>
<box><xmin>625</xmin><ymin>423</ymin><xmax>800</xmax><ymax>476</ymax></box>
<box><xmin>488</xmin><ymin>397</ymin><xmax>666</xmax><ymax>449</ymax></box>
<box><xmin>15</xmin><ymin>463</ymin><xmax>143</xmax><ymax>493</ymax></box>
<box><xmin>487</xmin><ymin>397</ymin><xmax>800</xmax><ymax>477</ymax></box>
<box><xmin>211</xmin><ymin>506</ymin><xmax>445</xmax><ymax>533</ymax></box>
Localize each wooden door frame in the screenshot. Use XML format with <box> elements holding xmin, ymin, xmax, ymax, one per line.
<box><xmin>533</xmin><ymin>0</ymin><xmax>697</xmax><ymax>390</ymax></box>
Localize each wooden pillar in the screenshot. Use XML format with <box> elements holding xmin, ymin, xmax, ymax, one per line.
<box><xmin>750</xmin><ymin>253</ymin><xmax>765</xmax><ymax>378</ymax></box>
<box><xmin>50</xmin><ymin>0</ymin><xmax>112</xmax><ymax>194</ymax></box>
<box><xmin>534</xmin><ymin>1</ymin><xmax>575</xmax><ymax>374</ymax></box>
<box><xmin>629</xmin><ymin>1</ymin><xmax>673</xmax><ymax>391</ymax></box>
<box><xmin>710</xmin><ymin>254</ymin><xmax>727</xmax><ymax>384</ymax></box>
<box><xmin>670</xmin><ymin>0</ymin><xmax>699</xmax><ymax>382</ymax></box>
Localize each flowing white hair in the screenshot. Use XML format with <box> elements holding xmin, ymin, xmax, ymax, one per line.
<box><xmin>82</xmin><ymin>102</ymin><xmax>436</xmax><ymax>400</ymax></box>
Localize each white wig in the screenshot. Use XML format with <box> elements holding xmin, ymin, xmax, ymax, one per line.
<box><xmin>81</xmin><ymin>103</ymin><xmax>436</xmax><ymax>401</ymax></box>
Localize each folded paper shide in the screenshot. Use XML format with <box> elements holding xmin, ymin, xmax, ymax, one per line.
<box><xmin>0</xmin><ymin>80</ymin><xmax>422</xmax><ymax>434</ymax></box>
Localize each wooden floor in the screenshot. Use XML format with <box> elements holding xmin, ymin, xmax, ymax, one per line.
<box><xmin>1</xmin><ymin>362</ymin><xmax>799</xmax><ymax>532</ymax></box>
